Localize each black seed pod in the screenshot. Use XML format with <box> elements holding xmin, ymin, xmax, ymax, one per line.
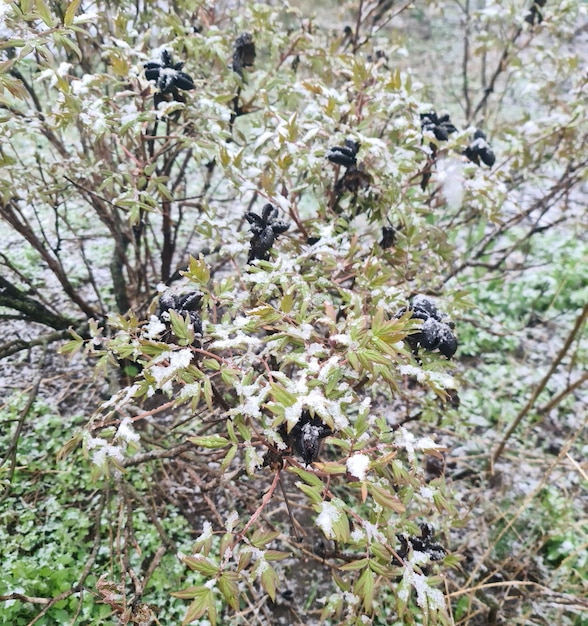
<box><xmin>411</xmin><ymin>295</ymin><xmax>442</xmax><ymax>322</ymax></box>
<box><xmin>143</xmin><ymin>50</ymin><xmax>195</xmax><ymax>97</ymax></box>
<box><xmin>327</xmin><ymin>139</ymin><xmax>361</xmax><ymax>168</ymax></box>
<box><xmin>380</xmin><ymin>226</ymin><xmax>396</xmax><ymax>249</ymax></box>
<box><xmin>421</xmin><ymin>317</ymin><xmax>443</xmax><ymax>351</ymax></box>
<box><xmin>289</xmin><ymin>411</ymin><xmax>332</xmax><ymax>465</ymax></box>
<box><xmin>464</xmin><ymin>129</ymin><xmax>495</xmax><ymax>167</ymax></box>
<box><xmin>246</xmin><ymin>203</ymin><xmax>290</xmax><ymax>263</ymax></box>
<box><xmin>392</xmin><ymin>523</ymin><xmax>447</xmax><ymax>566</ymax></box>
<box><xmin>396</xmin><ymin>295</ymin><xmax>458</xmax><ymax>359</ymax></box>
<box><xmin>159</xmin><ymin>290</ymin><xmax>203</xmax><ymax>338</ymax></box>
<box><xmin>233</xmin><ymin>33</ymin><xmax>256</xmax><ymax>76</ymax></box>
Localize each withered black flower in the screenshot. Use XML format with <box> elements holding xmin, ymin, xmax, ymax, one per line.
<box><xmin>327</xmin><ymin>138</ymin><xmax>374</xmax><ymax>204</ymax></box>
<box><xmin>420</xmin><ymin>112</ymin><xmax>458</xmax><ymax>142</ymax></box>
<box><xmin>144</xmin><ymin>49</ymin><xmax>195</xmax><ymax>95</ymax></box>
<box><xmin>335</xmin><ymin>166</ymin><xmax>374</xmax><ymax>195</ymax></box>
<box><xmin>380</xmin><ymin>226</ymin><xmax>396</xmax><ymax>249</ymax></box>
<box><xmin>410</xmin><ymin>294</ymin><xmax>442</xmax><ymax>322</ymax></box>
<box><xmin>393</xmin><ymin>523</ymin><xmax>447</xmax><ymax>567</ymax></box>
<box><xmin>232</xmin><ymin>32</ymin><xmax>256</xmax><ymax>77</ymax></box>
<box><xmin>327</xmin><ymin>139</ymin><xmax>361</xmax><ymax>168</ymax></box>
<box><xmin>245</xmin><ymin>203</ymin><xmax>290</xmax><ymax>263</ymax></box>
<box><xmin>420</xmin><ymin>111</ymin><xmax>458</xmax><ymax>190</ymax></box>
<box><xmin>289</xmin><ymin>411</ymin><xmax>332</xmax><ymax>465</ymax></box>
<box><xmin>464</xmin><ymin>129</ymin><xmax>496</xmax><ymax>167</ymax></box>
<box><xmin>159</xmin><ymin>290</ymin><xmax>203</xmax><ymax>338</ymax></box>
<box><xmin>525</xmin><ymin>0</ymin><xmax>546</xmax><ymax>25</ymax></box>
<box><xmin>398</xmin><ymin>295</ymin><xmax>457</xmax><ymax>359</ymax></box>
<box><xmin>420</xmin><ymin>318</ymin><xmax>458</xmax><ymax>358</ymax></box>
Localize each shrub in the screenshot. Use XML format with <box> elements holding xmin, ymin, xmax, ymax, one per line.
<box><xmin>1</xmin><ymin>1</ymin><xmax>586</xmax><ymax>624</ymax></box>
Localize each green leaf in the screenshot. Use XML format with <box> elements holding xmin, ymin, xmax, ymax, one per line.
<box><xmin>188</xmin><ymin>435</ymin><xmax>230</xmax><ymax>449</ymax></box>
<box><xmin>313</xmin><ymin>461</ymin><xmax>346</xmax><ymax>475</ymax></box>
<box><xmin>35</xmin><ymin>0</ymin><xmax>56</xmax><ymax>27</ymax></box>
<box><xmin>354</xmin><ymin>566</ymin><xmax>375</xmax><ymax>612</ymax></box>
<box><xmin>220</xmin><ymin>444</ymin><xmax>238</xmax><ymax>471</ymax></box>
<box><xmin>63</xmin><ymin>0</ymin><xmax>81</xmax><ymax>26</ymax></box>
<box><xmin>203</xmin><ymin>377</ymin><xmax>214</xmax><ymax>410</ymax></box>
<box><xmin>339</xmin><ymin>558</ymin><xmax>370</xmax><ymax>572</ymax></box>
<box><xmin>269</xmin><ymin>382</ymin><xmax>297</xmax><ymax>407</ymax></box>
<box><xmin>260</xmin><ymin>563</ymin><xmax>279</xmax><ymax>601</ymax></box>
<box><xmin>168</xmin><ymin>310</ymin><xmax>194</xmax><ymax>344</ymax></box>
<box><xmin>295</xmin><ymin>482</ymin><xmax>323</xmax><ymax>505</ymax></box>
<box><xmin>218</xmin><ymin>572</ymin><xmax>240</xmax><ymax>610</ymax></box>
<box><xmin>289</xmin><ymin>465</ymin><xmax>324</xmax><ymax>488</ymax></box>
<box><xmin>185</xmin><ymin>255</ymin><xmax>210</xmax><ymax>286</ymax></box>
<box><xmin>246</xmin><ymin>304</ymin><xmax>282</xmax><ymax>324</ymax></box>
<box><xmin>369</xmin><ymin>559</ymin><xmax>391</xmax><ymax>576</ymax></box>
<box><xmin>55</xmin><ymin>33</ymin><xmax>81</xmax><ymax>59</ymax></box>
<box><xmin>178</xmin><ymin>586</ymin><xmax>215</xmax><ymax>625</ymax></box>
<box><xmin>172</xmin><ymin>585</ymin><xmax>201</xmax><ymax>600</ymax></box>
<box><xmin>281</xmin><ymin>291</ymin><xmax>294</xmax><ymax>313</ymax></box>
<box><xmin>369</xmin><ymin>484</ymin><xmax>406</xmax><ymax>513</ymax></box>
<box><xmin>60</xmin><ymin>338</ymin><xmax>84</xmax><ymax>356</ymax></box>
<box><xmin>265</xmin><ymin>549</ymin><xmax>290</xmax><ymax>562</ymax></box>
<box><xmin>56</xmin><ymin>433</ymin><xmax>82</xmax><ymax>461</ymax></box>
<box><xmin>347</xmin><ymin>350</ymin><xmax>361</xmax><ymax>371</ymax></box>
<box><xmin>181</xmin><ymin>555</ymin><xmax>219</xmax><ymax>577</ymax></box>
<box><xmin>250</xmin><ymin>528</ymin><xmax>281</xmax><ymax>548</ymax></box>
<box><xmin>331</xmin><ymin>508</ymin><xmax>350</xmax><ymax>543</ymax></box>
<box><xmin>226</xmin><ymin>419</ymin><xmax>237</xmax><ymax>443</ymax></box>
<box><xmin>371</xmin><ymin>542</ymin><xmax>391</xmax><ymax>563</ymax></box>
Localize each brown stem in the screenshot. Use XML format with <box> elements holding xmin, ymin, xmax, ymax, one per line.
<box><xmin>237</xmin><ymin>470</ymin><xmax>281</xmax><ymax>539</ymax></box>
<box><xmin>492</xmin><ymin>301</ymin><xmax>588</xmax><ymax>467</ymax></box>
<box><xmin>537</xmin><ymin>372</ymin><xmax>588</xmax><ymax>416</ymax></box>
<box><xmin>0</xmin><ymin>199</ymin><xmax>97</xmax><ymax>319</ymax></box>
<box><xmin>352</xmin><ymin>0</ymin><xmax>365</xmax><ymax>54</ymax></box>
<box><xmin>0</xmin><ymin>277</ymin><xmax>77</xmax><ymax>330</ymax></box>
<box><xmin>446</xmin><ymin>160</ymin><xmax>586</xmax><ymax>282</ymax></box>
<box><xmin>462</xmin><ymin>0</ymin><xmax>472</xmax><ymax>119</ymax></box>
<box><xmin>472</xmin><ymin>26</ymin><xmax>522</xmax><ymax>120</ymax></box>
<box><xmin>161</xmin><ymin>199</ymin><xmax>173</xmax><ymax>282</ymax></box>
<box><xmin>0</xmin><ymin>348</ymin><xmax>46</xmax><ymax>505</ymax></box>
<box><xmin>0</xmin><ymin>330</ymin><xmax>76</xmax><ymax>360</ymax></box>
<box><xmin>121</xmin><ymin>441</ymin><xmax>195</xmax><ymax>468</ymax></box>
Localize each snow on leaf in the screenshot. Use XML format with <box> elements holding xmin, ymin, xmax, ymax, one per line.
<box><xmin>346</xmin><ymin>453</ymin><xmax>370</xmax><ymax>480</ymax></box>
<box><xmin>316</xmin><ymin>501</ymin><xmax>342</xmax><ymax>539</ymax></box>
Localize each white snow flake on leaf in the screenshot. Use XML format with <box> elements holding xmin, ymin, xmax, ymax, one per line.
<box><xmin>346</xmin><ymin>453</ymin><xmax>370</xmax><ymax>480</ymax></box>
<box><xmin>437</xmin><ymin>157</ymin><xmax>464</xmax><ymax>210</ymax></box>
<box><xmin>144</xmin><ymin>315</ymin><xmax>166</xmax><ymax>339</ymax></box>
<box><xmin>150</xmin><ymin>349</ymin><xmax>193</xmax><ymax>392</ymax></box>
<box><xmin>316</xmin><ymin>501</ymin><xmax>341</xmax><ymax>539</ymax></box>
<box><xmin>225</xmin><ymin>511</ymin><xmax>239</xmax><ymax>532</ymax></box>
<box><xmin>115</xmin><ymin>418</ymin><xmax>140</xmax><ymax>444</ymax></box>
<box><xmin>401</xmin><ymin>564</ymin><xmax>446</xmax><ymax>612</ymax></box>
<box><xmin>87</xmin><ymin>436</ymin><xmax>124</xmax><ymax>467</ymax></box>
<box><xmin>196</xmin><ymin>521</ymin><xmax>213</xmax><ymax>543</ymax></box>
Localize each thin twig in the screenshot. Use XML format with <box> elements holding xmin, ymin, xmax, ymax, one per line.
<box><xmin>492</xmin><ymin>301</ymin><xmax>588</xmax><ymax>466</ymax></box>
<box><xmin>465</xmin><ymin>415</ymin><xmax>588</xmax><ymax>591</ymax></box>
<box><xmin>237</xmin><ymin>470</ymin><xmax>281</xmax><ymax>539</ymax></box>
<box><xmin>462</xmin><ymin>0</ymin><xmax>472</xmax><ymax>119</ymax></box>
<box><xmin>352</xmin><ymin>0</ymin><xmax>365</xmax><ymax>54</ymax></box>
<box><xmin>537</xmin><ymin>372</ymin><xmax>588</xmax><ymax>416</ymax></box>
<box><xmin>0</xmin><ymin>345</ymin><xmax>47</xmax><ymax>505</ymax></box>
